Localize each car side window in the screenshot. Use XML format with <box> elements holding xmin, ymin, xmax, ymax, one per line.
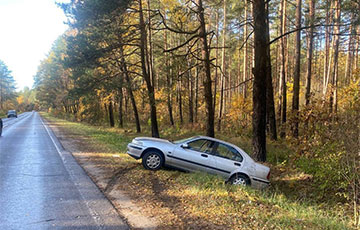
<box><xmin>187</xmin><ymin>139</ymin><xmax>214</xmax><ymax>153</ymax></box>
<box><xmin>214</xmin><ymin>143</ymin><xmax>243</xmax><ymax>162</ymax></box>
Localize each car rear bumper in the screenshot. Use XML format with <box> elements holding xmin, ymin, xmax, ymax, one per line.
<box><xmin>250</xmin><ymin>177</ymin><xmax>270</xmax><ymax>189</ymax></box>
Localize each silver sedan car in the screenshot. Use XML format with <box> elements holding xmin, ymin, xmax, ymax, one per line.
<box><xmin>127</xmin><ymin>136</ymin><xmax>270</xmax><ymax>188</ymax></box>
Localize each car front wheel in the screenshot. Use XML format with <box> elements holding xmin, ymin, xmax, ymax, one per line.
<box><xmin>142</xmin><ymin>151</ymin><xmax>164</xmax><ymax>170</ymax></box>
<box><xmin>229</xmin><ymin>174</ymin><xmax>250</xmax><ymax>186</ymax></box>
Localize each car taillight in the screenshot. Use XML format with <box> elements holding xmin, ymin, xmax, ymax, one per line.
<box><xmin>267</xmin><ymin>171</ymin><xmax>270</xmax><ymax>180</ymax></box>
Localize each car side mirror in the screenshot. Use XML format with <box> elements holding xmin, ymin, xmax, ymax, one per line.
<box><xmin>181</xmin><ymin>143</ymin><xmax>189</xmax><ymax>149</ymax></box>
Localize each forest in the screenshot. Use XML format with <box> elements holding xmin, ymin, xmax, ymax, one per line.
<box><xmin>0</xmin><ymin>60</ymin><xmax>36</xmax><ymax>116</ymax></box>
<box><xmin>27</xmin><ymin>0</ymin><xmax>360</xmax><ymax>227</ymax></box>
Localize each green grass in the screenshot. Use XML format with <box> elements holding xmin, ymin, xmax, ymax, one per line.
<box><xmin>41</xmin><ymin>112</ymin><xmax>355</xmax><ymax>230</ymax></box>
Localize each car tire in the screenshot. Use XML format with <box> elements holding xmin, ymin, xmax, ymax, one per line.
<box><xmin>142</xmin><ymin>151</ymin><xmax>164</xmax><ymax>170</ymax></box>
<box><xmin>229</xmin><ymin>174</ymin><xmax>250</xmax><ymax>186</ymax></box>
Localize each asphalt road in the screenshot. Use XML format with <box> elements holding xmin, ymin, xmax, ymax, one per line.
<box><xmin>0</xmin><ymin>112</ymin><xmax>129</xmax><ymax>230</ymax></box>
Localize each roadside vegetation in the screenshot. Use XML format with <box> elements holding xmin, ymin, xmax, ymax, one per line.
<box><xmin>42</xmin><ymin>112</ymin><xmax>356</xmax><ymax>229</ymax></box>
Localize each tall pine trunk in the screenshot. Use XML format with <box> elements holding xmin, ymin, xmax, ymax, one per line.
<box><xmin>109</xmin><ymin>101</ymin><xmax>115</xmax><ymax>127</ymax></box>
<box><xmin>279</xmin><ymin>0</ymin><xmax>287</xmax><ymax>138</ymax></box>
<box><xmin>196</xmin><ymin>0</ymin><xmax>214</xmax><ymax>137</ymax></box>
<box><xmin>243</xmin><ymin>0</ymin><xmax>249</xmax><ymax>98</ymax></box>
<box><xmin>345</xmin><ymin>19</ymin><xmax>354</xmax><ymax>85</ymax></box>
<box><xmin>217</xmin><ymin>0</ymin><xmax>227</xmax><ymax>131</ymax></box>
<box><xmin>164</xmin><ymin>28</ymin><xmax>174</xmax><ymax>126</ymax></box>
<box><xmin>252</xmin><ymin>0</ymin><xmax>268</xmax><ymax>162</ymax></box>
<box><xmin>139</xmin><ymin>0</ymin><xmax>159</xmax><ymax>137</ymax></box>
<box><xmin>118</xmin><ymin>85</ymin><xmax>124</xmax><ymax>128</ymax></box>
<box><xmin>292</xmin><ymin>0</ymin><xmax>302</xmax><ymax>138</ymax></box>
<box><xmin>305</xmin><ymin>0</ymin><xmax>315</xmax><ymax>106</ymax></box>
<box><xmin>330</xmin><ymin>0</ymin><xmax>341</xmax><ymax>113</ymax></box>
<box><xmin>119</xmin><ymin>40</ymin><xmax>141</xmax><ymax>133</ymax></box>
<box><xmin>265</xmin><ymin>3</ymin><xmax>277</xmax><ymax>141</ymax></box>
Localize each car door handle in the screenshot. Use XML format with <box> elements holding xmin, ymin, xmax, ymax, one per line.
<box><xmin>234</xmin><ymin>163</ymin><xmax>241</xmax><ymax>166</ymax></box>
<box><xmin>201</xmin><ymin>154</ymin><xmax>208</xmax><ymax>158</ymax></box>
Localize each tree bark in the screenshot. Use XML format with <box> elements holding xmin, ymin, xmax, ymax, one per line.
<box><xmin>214</xmin><ymin>10</ymin><xmax>219</xmax><ymax>111</ymax></box>
<box><xmin>118</xmin><ymin>86</ymin><xmax>124</xmax><ymax>128</ymax></box>
<box><xmin>195</xmin><ymin>58</ymin><xmax>199</xmax><ymax>123</ymax></box>
<box><xmin>345</xmin><ymin>20</ymin><xmax>354</xmax><ymax>85</ymax></box>
<box><xmin>217</xmin><ymin>0</ymin><xmax>227</xmax><ymax>131</ymax></box>
<box><xmin>252</xmin><ymin>0</ymin><xmax>267</xmax><ymax>162</ymax></box>
<box><xmin>188</xmin><ymin>58</ymin><xmax>194</xmax><ymax>123</ymax></box>
<box><xmin>164</xmin><ymin>28</ymin><xmax>174</xmax><ymax>126</ymax></box>
<box><xmin>109</xmin><ymin>101</ymin><xmax>115</xmax><ymax>127</ymax></box>
<box><xmin>118</xmin><ymin>40</ymin><xmax>141</xmax><ymax>133</ymax></box>
<box><xmin>178</xmin><ymin>77</ymin><xmax>183</xmax><ymax>124</ymax></box>
<box><xmin>147</xmin><ymin>0</ymin><xmax>156</xmax><ymax>90</ymax></box>
<box><xmin>139</xmin><ymin>0</ymin><xmax>159</xmax><ymax>137</ymax></box>
<box><xmin>330</xmin><ymin>0</ymin><xmax>341</xmax><ymax>113</ymax></box>
<box><xmin>243</xmin><ymin>0</ymin><xmax>249</xmax><ymax>98</ymax></box>
<box><xmin>292</xmin><ymin>0</ymin><xmax>302</xmax><ymax>138</ymax></box>
<box><xmin>354</xmin><ymin>25</ymin><xmax>360</xmax><ymax>76</ymax></box>
<box><xmin>305</xmin><ymin>0</ymin><xmax>315</xmax><ymax>106</ymax></box>
<box><xmin>323</xmin><ymin>0</ymin><xmax>332</xmax><ymax>96</ymax></box>
<box><xmin>265</xmin><ymin>3</ymin><xmax>277</xmax><ymax>141</ymax></box>
<box><xmin>196</xmin><ymin>0</ymin><xmax>214</xmax><ymax>137</ymax></box>
<box><xmin>279</xmin><ymin>0</ymin><xmax>287</xmax><ymax>138</ymax></box>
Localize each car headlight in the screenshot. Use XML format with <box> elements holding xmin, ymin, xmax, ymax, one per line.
<box><xmin>132</xmin><ymin>140</ymin><xmax>143</xmax><ymax>146</ymax></box>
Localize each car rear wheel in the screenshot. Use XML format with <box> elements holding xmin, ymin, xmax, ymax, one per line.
<box><xmin>229</xmin><ymin>174</ymin><xmax>250</xmax><ymax>186</ymax></box>
<box><xmin>142</xmin><ymin>151</ymin><xmax>164</xmax><ymax>170</ymax></box>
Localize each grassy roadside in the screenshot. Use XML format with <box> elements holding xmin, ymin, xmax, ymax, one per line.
<box><xmin>41</xmin><ymin>112</ymin><xmax>353</xmax><ymax>230</ymax></box>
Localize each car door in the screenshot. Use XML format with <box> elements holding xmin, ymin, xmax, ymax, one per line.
<box><xmin>170</xmin><ymin>138</ymin><xmax>218</xmax><ymax>174</ymax></box>
<box><xmin>211</xmin><ymin>142</ymin><xmax>244</xmax><ymax>177</ymax></box>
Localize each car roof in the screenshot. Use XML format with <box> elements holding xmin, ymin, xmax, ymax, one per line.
<box><xmin>193</xmin><ymin>135</ymin><xmax>240</xmax><ymax>149</ymax></box>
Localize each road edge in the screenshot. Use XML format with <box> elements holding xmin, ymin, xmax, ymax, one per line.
<box><xmin>40</xmin><ymin>114</ymin><xmax>159</xmax><ymax>230</ymax></box>
<box><xmin>40</xmin><ymin>114</ymin><xmax>131</xmax><ymax>230</ymax></box>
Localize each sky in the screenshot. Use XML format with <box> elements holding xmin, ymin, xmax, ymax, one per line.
<box><xmin>0</xmin><ymin>0</ymin><xmax>70</xmax><ymax>91</ymax></box>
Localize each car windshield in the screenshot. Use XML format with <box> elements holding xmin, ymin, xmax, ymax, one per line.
<box><xmin>172</xmin><ymin>137</ymin><xmax>195</xmax><ymax>144</ymax></box>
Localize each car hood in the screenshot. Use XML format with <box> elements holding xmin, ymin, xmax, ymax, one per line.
<box><xmin>134</xmin><ymin>137</ymin><xmax>172</xmax><ymax>144</ymax></box>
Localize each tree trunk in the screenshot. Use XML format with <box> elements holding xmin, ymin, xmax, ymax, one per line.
<box><xmin>147</xmin><ymin>0</ymin><xmax>156</xmax><ymax>90</ymax></box>
<box><xmin>279</xmin><ymin>0</ymin><xmax>287</xmax><ymax>138</ymax></box>
<box><xmin>292</xmin><ymin>0</ymin><xmax>302</xmax><ymax>138</ymax></box>
<box><xmin>178</xmin><ymin>77</ymin><xmax>183</xmax><ymax>124</ymax></box>
<box><xmin>196</xmin><ymin>0</ymin><xmax>214</xmax><ymax>137</ymax></box>
<box><xmin>265</xmin><ymin>3</ymin><xmax>277</xmax><ymax>141</ymax></box>
<box><xmin>164</xmin><ymin>28</ymin><xmax>174</xmax><ymax>126</ymax></box>
<box><xmin>345</xmin><ymin>20</ymin><xmax>354</xmax><ymax>85</ymax></box>
<box><xmin>354</xmin><ymin>26</ymin><xmax>360</xmax><ymax>74</ymax></box>
<box><xmin>139</xmin><ymin>0</ymin><xmax>159</xmax><ymax>137</ymax></box>
<box><xmin>109</xmin><ymin>101</ymin><xmax>115</xmax><ymax>127</ymax></box>
<box><xmin>330</xmin><ymin>0</ymin><xmax>341</xmax><ymax>113</ymax></box>
<box><xmin>217</xmin><ymin>0</ymin><xmax>227</xmax><ymax>131</ymax></box>
<box><xmin>118</xmin><ymin>86</ymin><xmax>124</xmax><ymax>128</ymax></box>
<box><xmin>214</xmin><ymin>10</ymin><xmax>219</xmax><ymax>111</ymax></box>
<box><xmin>305</xmin><ymin>0</ymin><xmax>315</xmax><ymax>106</ymax></box>
<box><xmin>188</xmin><ymin>59</ymin><xmax>194</xmax><ymax>123</ymax></box>
<box><xmin>195</xmin><ymin>60</ymin><xmax>199</xmax><ymax>123</ymax></box>
<box><xmin>243</xmin><ymin>0</ymin><xmax>248</xmax><ymax>98</ymax></box>
<box><xmin>323</xmin><ymin>1</ymin><xmax>332</xmax><ymax>96</ymax></box>
<box><xmin>252</xmin><ymin>0</ymin><xmax>267</xmax><ymax>162</ymax></box>
<box><xmin>119</xmin><ymin>42</ymin><xmax>141</xmax><ymax>133</ymax></box>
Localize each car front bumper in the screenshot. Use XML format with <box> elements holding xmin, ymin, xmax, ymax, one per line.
<box><xmin>126</xmin><ymin>143</ymin><xmax>144</xmax><ymax>160</ymax></box>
